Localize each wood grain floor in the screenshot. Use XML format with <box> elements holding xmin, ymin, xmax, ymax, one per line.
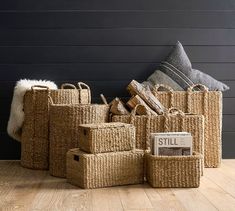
<box><xmin>0</xmin><ymin>160</ymin><xmax>235</xmax><ymax>211</ymax></box>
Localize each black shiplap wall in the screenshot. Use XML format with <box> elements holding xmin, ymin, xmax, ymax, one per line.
<box><xmin>1</xmin><ymin>0</ymin><xmax>235</xmax><ymax>159</ymax></box>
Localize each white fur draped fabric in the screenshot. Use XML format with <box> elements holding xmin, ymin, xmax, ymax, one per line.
<box><xmin>7</xmin><ymin>79</ymin><xmax>57</xmax><ymax>141</ymax></box>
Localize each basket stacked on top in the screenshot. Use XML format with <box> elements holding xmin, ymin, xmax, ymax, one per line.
<box><xmin>49</xmin><ymin>96</ymin><xmax>110</xmax><ymax>178</ymax></box>
<box><xmin>66</xmin><ymin>122</ymin><xmax>145</xmax><ymax>189</ymax></box>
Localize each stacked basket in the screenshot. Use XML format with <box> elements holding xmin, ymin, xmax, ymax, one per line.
<box><xmin>66</xmin><ymin>122</ymin><xmax>145</xmax><ymax>189</ymax></box>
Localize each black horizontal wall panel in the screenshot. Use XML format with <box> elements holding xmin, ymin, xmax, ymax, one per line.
<box><xmin>2</xmin><ymin>0</ymin><xmax>235</xmax><ymax>10</ymax></box>
<box><xmin>1</xmin><ymin>29</ymin><xmax>235</xmax><ymax>46</ymax></box>
<box><xmin>1</xmin><ymin>11</ymin><xmax>235</xmax><ymax>29</ymax></box>
<box><xmin>0</xmin><ymin>63</ymin><xmax>235</xmax><ymax>81</ymax></box>
<box><xmin>1</xmin><ymin>46</ymin><xmax>235</xmax><ymax>63</ymax></box>
<box><xmin>0</xmin><ymin>0</ymin><xmax>235</xmax><ymax>159</ymax></box>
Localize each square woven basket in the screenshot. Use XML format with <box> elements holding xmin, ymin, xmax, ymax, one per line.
<box><xmin>67</xmin><ymin>149</ymin><xmax>145</xmax><ymax>189</ymax></box>
<box><xmin>78</xmin><ymin>122</ymin><xmax>135</xmax><ymax>153</ymax></box>
<box><xmin>146</xmin><ymin>152</ymin><xmax>203</xmax><ymax>188</ymax></box>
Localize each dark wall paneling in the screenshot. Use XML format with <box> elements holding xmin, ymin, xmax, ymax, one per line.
<box><xmin>1</xmin><ymin>29</ymin><xmax>235</xmax><ymax>46</ymax></box>
<box><xmin>2</xmin><ymin>0</ymin><xmax>235</xmax><ymax>10</ymax></box>
<box><xmin>1</xmin><ymin>11</ymin><xmax>235</xmax><ymax>29</ymax></box>
<box><xmin>0</xmin><ymin>1</ymin><xmax>234</xmax><ymax>159</ymax></box>
<box><xmin>1</xmin><ymin>46</ymin><xmax>235</xmax><ymax>63</ymax></box>
<box><xmin>2</xmin><ymin>0</ymin><xmax>235</xmax><ymax>11</ymax></box>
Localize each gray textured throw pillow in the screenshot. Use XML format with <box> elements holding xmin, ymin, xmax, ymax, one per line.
<box><xmin>160</xmin><ymin>41</ymin><xmax>229</xmax><ymax>91</ymax></box>
<box><xmin>142</xmin><ymin>70</ymin><xmax>184</xmax><ymax>91</ymax></box>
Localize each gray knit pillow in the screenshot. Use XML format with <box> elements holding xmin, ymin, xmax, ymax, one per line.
<box><xmin>142</xmin><ymin>70</ymin><xmax>183</xmax><ymax>91</ymax></box>
<box><xmin>160</xmin><ymin>41</ymin><xmax>229</xmax><ymax>91</ymax></box>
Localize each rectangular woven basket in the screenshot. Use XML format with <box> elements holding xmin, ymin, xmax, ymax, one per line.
<box><xmin>146</xmin><ymin>152</ymin><xmax>203</xmax><ymax>188</ymax></box>
<box><xmin>112</xmin><ymin>108</ymin><xmax>204</xmax><ymax>160</ymax></box>
<box><xmin>153</xmin><ymin>84</ymin><xmax>222</xmax><ymax>168</ymax></box>
<box><xmin>49</xmin><ymin>104</ymin><xmax>109</xmax><ymax>178</ymax></box>
<box><xmin>67</xmin><ymin>149</ymin><xmax>145</xmax><ymax>189</ymax></box>
<box><xmin>78</xmin><ymin>122</ymin><xmax>135</xmax><ymax>154</ymax></box>
<box><xmin>21</xmin><ymin>83</ymin><xmax>91</xmax><ymax>170</ymax></box>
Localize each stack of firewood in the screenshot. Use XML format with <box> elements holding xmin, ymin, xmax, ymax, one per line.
<box><xmin>110</xmin><ymin>80</ymin><xmax>165</xmax><ymax>116</ymax></box>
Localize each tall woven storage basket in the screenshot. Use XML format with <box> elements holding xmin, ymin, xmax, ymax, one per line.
<box><xmin>146</xmin><ymin>152</ymin><xmax>203</xmax><ymax>188</ymax></box>
<box><xmin>112</xmin><ymin>107</ymin><xmax>204</xmax><ymax>159</ymax></box>
<box><xmin>153</xmin><ymin>84</ymin><xmax>222</xmax><ymax>168</ymax></box>
<box><xmin>21</xmin><ymin>82</ymin><xmax>91</xmax><ymax>170</ymax></box>
<box><xmin>49</xmin><ymin>103</ymin><xmax>109</xmax><ymax>178</ymax></box>
<box><xmin>67</xmin><ymin>148</ymin><xmax>145</xmax><ymax>189</ymax></box>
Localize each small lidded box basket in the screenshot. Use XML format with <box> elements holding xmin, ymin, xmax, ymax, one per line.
<box><xmin>78</xmin><ymin>122</ymin><xmax>135</xmax><ymax>154</ymax></box>
<box><xmin>67</xmin><ymin>148</ymin><xmax>145</xmax><ymax>189</ymax></box>
<box><xmin>146</xmin><ymin>152</ymin><xmax>203</xmax><ymax>188</ymax></box>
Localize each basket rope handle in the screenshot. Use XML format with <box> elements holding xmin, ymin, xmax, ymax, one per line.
<box><xmin>77</xmin><ymin>82</ymin><xmax>91</xmax><ymax>103</ymax></box>
<box><xmin>31</xmin><ymin>85</ymin><xmax>49</xmax><ymax>90</ymax></box>
<box><xmin>188</xmin><ymin>84</ymin><xmax>209</xmax><ymax>92</ymax></box>
<box><xmin>48</xmin><ymin>95</ymin><xmax>54</xmax><ymax>105</ymax></box>
<box><xmin>163</xmin><ymin>107</ymin><xmax>185</xmax><ymax>132</ymax></box>
<box><xmin>153</xmin><ymin>84</ymin><xmax>174</xmax><ymax>108</ymax></box>
<box><xmin>154</xmin><ymin>84</ymin><xmax>174</xmax><ymax>92</ymax></box>
<box><xmin>166</xmin><ymin>107</ymin><xmax>185</xmax><ymax>116</ymax></box>
<box><xmin>100</xmin><ymin>94</ymin><xmax>108</xmax><ymax>105</ymax></box>
<box><xmin>61</xmin><ymin>83</ymin><xmax>77</xmax><ymax>89</ymax></box>
<box><xmin>77</xmin><ymin>82</ymin><xmax>90</xmax><ymax>90</ymax></box>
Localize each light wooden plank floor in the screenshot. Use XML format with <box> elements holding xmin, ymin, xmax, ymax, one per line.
<box><xmin>0</xmin><ymin>160</ymin><xmax>235</xmax><ymax>211</ymax></box>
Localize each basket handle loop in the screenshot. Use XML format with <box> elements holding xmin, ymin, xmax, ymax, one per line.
<box><xmin>77</xmin><ymin>82</ymin><xmax>90</xmax><ymax>90</ymax></box>
<box><xmin>188</xmin><ymin>84</ymin><xmax>209</xmax><ymax>92</ymax></box>
<box><xmin>154</xmin><ymin>84</ymin><xmax>174</xmax><ymax>92</ymax></box>
<box><xmin>48</xmin><ymin>95</ymin><xmax>54</xmax><ymax>105</ymax></box>
<box><xmin>100</xmin><ymin>94</ymin><xmax>108</xmax><ymax>105</ymax></box>
<box><xmin>78</xmin><ymin>82</ymin><xmax>91</xmax><ymax>103</ymax></box>
<box><xmin>31</xmin><ymin>85</ymin><xmax>49</xmax><ymax>90</ymax></box>
<box><xmin>61</xmin><ymin>83</ymin><xmax>77</xmax><ymax>89</ymax></box>
<box><xmin>167</xmin><ymin>107</ymin><xmax>185</xmax><ymax>116</ymax></box>
<box><xmin>153</xmin><ymin>84</ymin><xmax>174</xmax><ymax>108</ymax></box>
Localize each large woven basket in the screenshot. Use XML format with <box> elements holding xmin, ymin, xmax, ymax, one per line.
<box><xmin>21</xmin><ymin>82</ymin><xmax>91</xmax><ymax>170</ymax></box>
<box><xmin>78</xmin><ymin>122</ymin><xmax>135</xmax><ymax>153</ymax></box>
<box><xmin>146</xmin><ymin>152</ymin><xmax>203</xmax><ymax>188</ymax></box>
<box><xmin>153</xmin><ymin>84</ymin><xmax>222</xmax><ymax>168</ymax></box>
<box><xmin>112</xmin><ymin>106</ymin><xmax>204</xmax><ymax>159</ymax></box>
<box><xmin>49</xmin><ymin>103</ymin><xmax>109</xmax><ymax>178</ymax></box>
<box><xmin>67</xmin><ymin>148</ymin><xmax>144</xmax><ymax>189</ymax></box>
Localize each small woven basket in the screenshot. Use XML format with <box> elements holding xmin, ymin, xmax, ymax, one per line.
<box><xmin>153</xmin><ymin>84</ymin><xmax>222</xmax><ymax>168</ymax></box>
<box><xmin>146</xmin><ymin>152</ymin><xmax>203</xmax><ymax>188</ymax></box>
<box><xmin>78</xmin><ymin>122</ymin><xmax>135</xmax><ymax>154</ymax></box>
<box><xmin>67</xmin><ymin>148</ymin><xmax>145</xmax><ymax>189</ymax></box>
<box><xmin>21</xmin><ymin>82</ymin><xmax>91</xmax><ymax>170</ymax></box>
<box><xmin>112</xmin><ymin>106</ymin><xmax>204</xmax><ymax>158</ymax></box>
<box><xmin>49</xmin><ymin>102</ymin><xmax>109</xmax><ymax>178</ymax></box>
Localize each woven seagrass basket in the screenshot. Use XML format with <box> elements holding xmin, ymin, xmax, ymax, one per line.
<box><xmin>67</xmin><ymin>148</ymin><xmax>145</xmax><ymax>189</ymax></box>
<box><xmin>146</xmin><ymin>152</ymin><xmax>203</xmax><ymax>188</ymax></box>
<box><xmin>49</xmin><ymin>102</ymin><xmax>109</xmax><ymax>178</ymax></box>
<box><xmin>78</xmin><ymin>122</ymin><xmax>135</xmax><ymax>154</ymax></box>
<box><xmin>21</xmin><ymin>82</ymin><xmax>91</xmax><ymax>170</ymax></box>
<box><xmin>112</xmin><ymin>106</ymin><xmax>204</xmax><ymax>159</ymax></box>
<box><xmin>152</xmin><ymin>84</ymin><xmax>222</xmax><ymax>168</ymax></box>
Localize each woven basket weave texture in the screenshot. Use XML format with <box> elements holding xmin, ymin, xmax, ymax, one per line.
<box><xmin>78</xmin><ymin>122</ymin><xmax>135</xmax><ymax>153</ymax></box>
<box><xmin>146</xmin><ymin>152</ymin><xmax>203</xmax><ymax>188</ymax></box>
<box><xmin>49</xmin><ymin>104</ymin><xmax>109</xmax><ymax>178</ymax></box>
<box><xmin>21</xmin><ymin>84</ymin><xmax>91</xmax><ymax>170</ymax></box>
<box><xmin>153</xmin><ymin>84</ymin><xmax>222</xmax><ymax>168</ymax></box>
<box><xmin>112</xmin><ymin>112</ymin><xmax>204</xmax><ymax>159</ymax></box>
<box><xmin>67</xmin><ymin>148</ymin><xmax>145</xmax><ymax>189</ymax></box>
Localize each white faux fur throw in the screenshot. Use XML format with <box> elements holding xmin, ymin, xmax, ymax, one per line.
<box><xmin>7</xmin><ymin>79</ymin><xmax>58</xmax><ymax>141</ymax></box>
